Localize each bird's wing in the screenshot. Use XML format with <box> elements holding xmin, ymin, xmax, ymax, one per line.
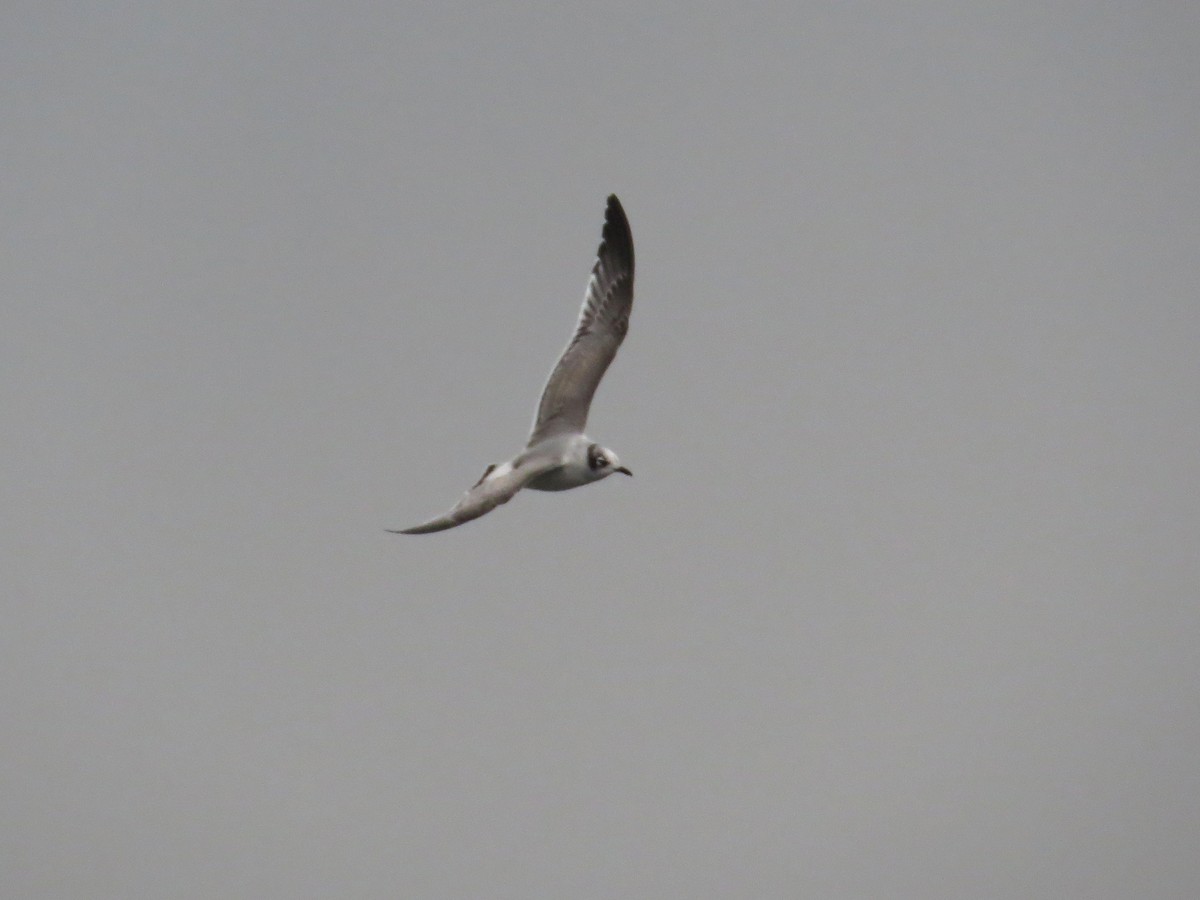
<box><xmin>387</xmin><ymin>456</ymin><xmax>559</xmax><ymax>535</ymax></box>
<box><xmin>528</xmin><ymin>194</ymin><xmax>634</xmax><ymax>446</ymax></box>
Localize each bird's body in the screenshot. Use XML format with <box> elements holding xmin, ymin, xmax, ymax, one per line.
<box><xmin>523</xmin><ymin>433</ymin><xmax>620</xmax><ymax>492</ymax></box>
<box><xmin>390</xmin><ymin>195</ymin><xmax>636</xmax><ymax>535</ymax></box>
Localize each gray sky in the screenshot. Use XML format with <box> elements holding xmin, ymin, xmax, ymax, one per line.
<box><xmin>3</xmin><ymin>1</ymin><xmax>1199</xmax><ymax>897</ymax></box>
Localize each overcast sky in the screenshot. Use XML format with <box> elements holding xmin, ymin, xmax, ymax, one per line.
<box><xmin>3</xmin><ymin>2</ymin><xmax>1199</xmax><ymax>897</ymax></box>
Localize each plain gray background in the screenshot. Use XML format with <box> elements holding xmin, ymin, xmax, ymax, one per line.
<box><xmin>4</xmin><ymin>2</ymin><xmax>1198</xmax><ymax>897</ymax></box>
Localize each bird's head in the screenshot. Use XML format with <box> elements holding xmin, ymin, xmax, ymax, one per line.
<box><xmin>587</xmin><ymin>442</ymin><xmax>632</xmax><ymax>480</ymax></box>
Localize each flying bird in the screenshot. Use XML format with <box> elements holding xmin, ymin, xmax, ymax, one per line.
<box><xmin>389</xmin><ymin>194</ymin><xmax>636</xmax><ymax>534</ymax></box>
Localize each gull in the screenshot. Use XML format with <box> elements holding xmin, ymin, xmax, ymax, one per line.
<box><xmin>389</xmin><ymin>194</ymin><xmax>636</xmax><ymax>534</ymax></box>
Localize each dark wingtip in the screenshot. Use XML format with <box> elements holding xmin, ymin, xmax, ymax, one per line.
<box><xmin>600</xmin><ymin>194</ymin><xmax>633</xmax><ymax>273</ymax></box>
<box><xmin>605</xmin><ymin>194</ymin><xmax>626</xmax><ymax>224</ymax></box>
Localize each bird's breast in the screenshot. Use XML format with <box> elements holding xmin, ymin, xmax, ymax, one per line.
<box><xmin>525</xmin><ymin>463</ymin><xmax>593</xmax><ymax>492</ymax></box>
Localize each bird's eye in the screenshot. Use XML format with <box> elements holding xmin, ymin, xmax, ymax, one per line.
<box><xmin>597</xmin><ymin>457</ymin><xmax>609</xmax><ymax>467</ymax></box>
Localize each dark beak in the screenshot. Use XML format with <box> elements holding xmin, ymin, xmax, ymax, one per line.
<box><xmin>615</xmin><ymin>466</ymin><xmax>633</xmax><ymax>477</ymax></box>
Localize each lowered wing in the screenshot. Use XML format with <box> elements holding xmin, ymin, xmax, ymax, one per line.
<box><xmin>388</xmin><ymin>456</ymin><xmax>559</xmax><ymax>535</ymax></box>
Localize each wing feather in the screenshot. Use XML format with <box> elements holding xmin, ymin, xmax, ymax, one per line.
<box><xmin>528</xmin><ymin>195</ymin><xmax>635</xmax><ymax>446</ymax></box>
<box><xmin>388</xmin><ymin>457</ymin><xmax>559</xmax><ymax>534</ymax></box>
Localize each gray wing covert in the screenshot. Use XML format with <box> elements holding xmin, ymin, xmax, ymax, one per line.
<box><xmin>388</xmin><ymin>457</ymin><xmax>559</xmax><ymax>534</ymax></box>
<box><xmin>528</xmin><ymin>195</ymin><xmax>635</xmax><ymax>447</ymax></box>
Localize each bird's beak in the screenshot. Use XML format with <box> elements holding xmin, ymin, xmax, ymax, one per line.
<box><xmin>615</xmin><ymin>466</ymin><xmax>633</xmax><ymax>476</ymax></box>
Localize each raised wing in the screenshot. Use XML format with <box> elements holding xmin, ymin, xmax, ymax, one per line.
<box><xmin>387</xmin><ymin>457</ymin><xmax>559</xmax><ymax>535</ymax></box>
<box><xmin>528</xmin><ymin>194</ymin><xmax>634</xmax><ymax>446</ymax></box>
